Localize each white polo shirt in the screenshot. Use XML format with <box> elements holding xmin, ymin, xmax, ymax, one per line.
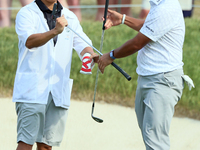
<box><xmin>13</xmin><ymin>2</ymin><xmax>92</xmax><ymax>109</ymax></box>
<box><xmin>137</xmin><ymin>0</ymin><xmax>185</xmax><ymax>76</ymax></box>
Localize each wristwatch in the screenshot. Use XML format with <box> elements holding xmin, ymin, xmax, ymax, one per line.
<box><xmin>109</xmin><ymin>50</ymin><xmax>116</xmax><ymax>60</ymax></box>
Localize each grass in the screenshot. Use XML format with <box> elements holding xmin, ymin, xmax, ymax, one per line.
<box><xmin>0</xmin><ymin>28</ymin><xmax>18</xmax><ymax>96</ymax></box>
<box><xmin>178</xmin><ymin>18</ymin><xmax>200</xmax><ymax>118</ymax></box>
<box><xmin>1</xmin><ymin>0</ymin><xmax>200</xmax><ymax>119</ymax></box>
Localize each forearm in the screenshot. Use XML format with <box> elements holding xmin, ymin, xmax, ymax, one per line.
<box><xmin>97</xmin><ymin>29</ymin><xmax>150</xmax><ymax>74</ymax></box>
<box><xmin>113</xmin><ymin>38</ymin><xmax>141</xmax><ymax>58</ymax></box>
<box><xmin>124</xmin><ymin>15</ymin><xmax>145</xmax><ymax>32</ymax></box>
<box><xmin>25</xmin><ymin>28</ymin><xmax>58</xmax><ymax>49</ymax></box>
<box><xmin>80</xmin><ymin>46</ymin><xmax>95</xmax><ymax>56</ymax></box>
<box><xmin>26</xmin><ymin>15</ymin><xmax>68</xmax><ymax>49</ymax></box>
<box><xmin>113</xmin><ymin>32</ymin><xmax>150</xmax><ymax>58</ymax></box>
<box><xmin>97</xmin><ymin>36</ymin><xmax>142</xmax><ymax>74</ymax></box>
<box><xmin>80</xmin><ymin>46</ymin><xmax>99</xmax><ymax>63</ymax></box>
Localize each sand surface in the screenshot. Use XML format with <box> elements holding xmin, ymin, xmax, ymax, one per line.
<box><xmin>1</xmin><ymin>98</ymin><xmax>200</xmax><ymax>150</ymax></box>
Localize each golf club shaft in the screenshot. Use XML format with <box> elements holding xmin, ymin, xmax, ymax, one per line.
<box><xmin>92</xmin><ymin>31</ymin><xmax>104</xmax><ymax>103</ymax></box>
<box><xmin>67</xmin><ymin>26</ymin><xmax>103</xmax><ymax>55</ymax></box>
<box><xmin>52</xmin><ymin>3</ymin><xmax>57</xmax><ymax>19</ymax></box>
<box><xmin>92</xmin><ymin>30</ymin><xmax>105</xmax><ymax>109</ymax></box>
<box><xmin>92</xmin><ymin>6</ymin><xmax>107</xmax><ymax>104</ymax></box>
<box><xmin>67</xmin><ymin>26</ymin><xmax>131</xmax><ymax>81</ymax></box>
<box><xmin>92</xmin><ymin>67</ymin><xmax>100</xmax><ymax>104</ymax></box>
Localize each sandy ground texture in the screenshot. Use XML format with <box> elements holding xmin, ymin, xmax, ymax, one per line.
<box><xmin>1</xmin><ymin>98</ymin><xmax>200</xmax><ymax>150</ymax></box>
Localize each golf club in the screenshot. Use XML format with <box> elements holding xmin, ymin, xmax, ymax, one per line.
<box><xmin>91</xmin><ymin>0</ymin><xmax>110</xmax><ymax>123</ymax></box>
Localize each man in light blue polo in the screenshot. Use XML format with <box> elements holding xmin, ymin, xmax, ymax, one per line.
<box><xmin>98</xmin><ymin>0</ymin><xmax>194</xmax><ymax>149</ymax></box>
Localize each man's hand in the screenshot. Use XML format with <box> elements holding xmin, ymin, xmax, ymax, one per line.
<box><xmin>54</xmin><ymin>15</ymin><xmax>68</xmax><ymax>34</ymax></box>
<box><xmin>80</xmin><ymin>53</ymin><xmax>99</xmax><ymax>75</ymax></box>
<box><xmin>90</xmin><ymin>53</ymin><xmax>99</xmax><ymax>63</ymax></box>
<box><xmin>98</xmin><ymin>52</ymin><xmax>114</xmax><ymax>74</ymax></box>
<box><xmin>104</xmin><ymin>9</ymin><xmax>123</xmax><ymax>30</ymax></box>
<box><xmin>90</xmin><ymin>53</ymin><xmax>99</xmax><ymax>70</ymax></box>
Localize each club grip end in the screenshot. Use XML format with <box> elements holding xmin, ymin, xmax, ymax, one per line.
<box><xmin>102</xmin><ymin>0</ymin><xmax>110</xmax><ymax>30</ymax></box>
<box><xmin>111</xmin><ymin>62</ymin><xmax>132</xmax><ymax>81</ymax></box>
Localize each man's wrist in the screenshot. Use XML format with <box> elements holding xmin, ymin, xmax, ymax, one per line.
<box><xmin>52</xmin><ymin>28</ymin><xmax>59</xmax><ymax>36</ymax></box>
<box><xmin>121</xmin><ymin>14</ymin><xmax>126</xmax><ymax>24</ymax></box>
<box><xmin>109</xmin><ymin>50</ymin><xmax>116</xmax><ymax>60</ymax></box>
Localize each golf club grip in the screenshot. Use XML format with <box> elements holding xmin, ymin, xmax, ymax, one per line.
<box><xmin>102</xmin><ymin>0</ymin><xmax>109</xmax><ymax>30</ymax></box>
<box><xmin>52</xmin><ymin>3</ymin><xmax>57</xmax><ymax>19</ymax></box>
<box><xmin>111</xmin><ymin>62</ymin><xmax>131</xmax><ymax>81</ymax></box>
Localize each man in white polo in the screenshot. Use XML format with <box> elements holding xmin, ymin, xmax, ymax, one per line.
<box><xmin>98</xmin><ymin>0</ymin><xmax>194</xmax><ymax>149</ymax></box>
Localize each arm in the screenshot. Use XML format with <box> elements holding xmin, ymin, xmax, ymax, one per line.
<box><xmin>80</xmin><ymin>47</ymin><xmax>95</xmax><ymax>56</ymax></box>
<box><xmin>110</xmin><ymin>32</ymin><xmax>150</xmax><ymax>58</ymax></box>
<box><xmin>104</xmin><ymin>9</ymin><xmax>145</xmax><ymax>32</ymax></box>
<box><xmin>80</xmin><ymin>47</ymin><xmax>98</xmax><ymax>62</ymax></box>
<box><xmin>123</xmin><ymin>16</ymin><xmax>145</xmax><ymax>32</ymax></box>
<box><xmin>26</xmin><ymin>15</ymin><xmax>68</xmax><ymax>49</ymax></box>
<box><xmin>25</xmin><ymin>29</ymin><xmax>58</xmax><ymax>49</ymax></box>
<box><xmin>98</xmin><ymin>32</ymin><xmax>151</xmax><ymax>73</ymax></box>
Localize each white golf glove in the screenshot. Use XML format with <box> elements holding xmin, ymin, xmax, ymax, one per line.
<box><xmin>80</xmin><ymin>53</ymin><xmax>94</xmax><ymax>75</ymax></box>
<box><xmin>182</xmin><ymin>75</ymin><xmax>195</xmax><ymax>90</ymax></box>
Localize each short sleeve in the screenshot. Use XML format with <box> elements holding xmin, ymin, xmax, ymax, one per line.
<box><xmin>15</xmin><ymin>8</ymin><xmax>36</xmax><ymax>44</ymax></box>
<box><xmin>71</xmin><ymin>16</ymin><xmax>92</xmax><ymax>57</ymax></box>
<box><xmin>140</xmin><ymin>7</ymin><xmax>175</xmax><ymax>42</ymax></box>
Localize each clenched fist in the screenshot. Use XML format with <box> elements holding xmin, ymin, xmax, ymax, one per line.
<box><xmin>54</xmin><ymin>14</ymin><xmax>68</xmax><ymax>34</ymax></box>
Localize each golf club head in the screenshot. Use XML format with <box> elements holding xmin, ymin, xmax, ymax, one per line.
<box><xmin>92</xmin><ymin>115</ymin><xmax>103</xmax><ymax>123</ymax></box>
<box><xmin>91</xmin><ymin>103</ymin><xmax>103</xmax><ymax>123</ymax></box>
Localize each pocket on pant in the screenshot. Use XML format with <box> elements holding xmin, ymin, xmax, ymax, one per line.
<box><xmin>163</xmin><ymin>74</ymin><xmax>176</xmax><ymax>88</ymax></box>
<box><xmin>163</xmin><ymin>73</ymin><xmax>184</xmax><ymax>90</ymax></box>
<box><xmin>162</xmin><ymin>72</ymin><xmax>184</xmax><ymax>101</ymax></box>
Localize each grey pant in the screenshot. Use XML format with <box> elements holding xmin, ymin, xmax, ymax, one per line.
<box><xmin>16</xmin><ymin>93</ymin><xmax>68</xmax><ymax>146</ymax></box>
<box><xmin>135</xmin><ymin>69</ymin><xmax>184</xmax><ymax>150</ymax></box>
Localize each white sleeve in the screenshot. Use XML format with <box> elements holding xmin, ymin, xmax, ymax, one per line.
<box><xmin>72</xmin><ymin>17</ymin><xmax>92</xmax><ymax>59</ymax></box>
<box><xmin>140</xmin><ymin>7</ymin><xmax>175</xmax><ymax>42</ymax></box>
<box><xmin>15</xmin><ymin>8</ymin><xmax>36</xmax><ymax>45</ymax></box>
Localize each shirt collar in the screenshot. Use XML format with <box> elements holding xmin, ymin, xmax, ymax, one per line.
<box><xmin>35</xmin><ymin>0</ymin><xmax>63</xmax><ymax>13</ymax></box>
<box><xmin>149</xmin><ymin>0</ymin><xmax>163</xmax><ymax>5</ymax></box>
